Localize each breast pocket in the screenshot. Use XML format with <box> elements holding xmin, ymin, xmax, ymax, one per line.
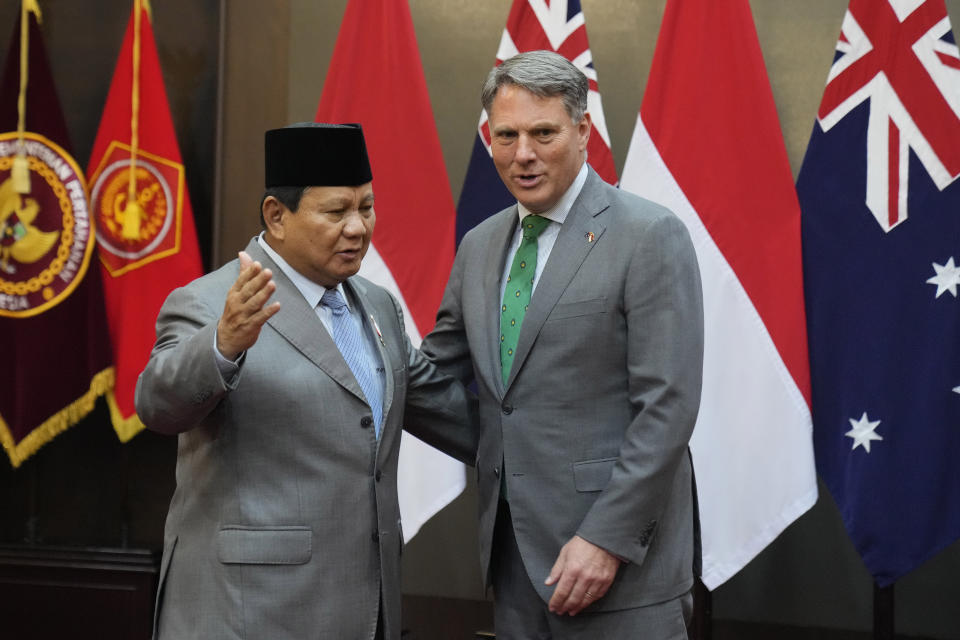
<box><xmin>546</xmin><ymin>297</ymin><xmax>607</xmax><ymax>322</ymax></box>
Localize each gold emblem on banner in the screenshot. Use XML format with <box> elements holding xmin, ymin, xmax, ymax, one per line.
<box><xmin>0</xmin><ymin>132</ymin><xmax>92</xmax><ymax>318</ymax></box>
<box><xmin>99</xmin><ymin>165</ymin><xmax>167</xmax><ymax>244</ymax></box>
<box><xmin>90</xmin><ymin>141</ymin><xmax>185</xmax><ymax>277</ymax></box>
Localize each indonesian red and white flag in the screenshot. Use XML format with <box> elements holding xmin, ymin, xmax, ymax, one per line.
<box><xmin>316</xmin><ymin>0</ymin><xmax>464</xmax><ymax>539</ymax></box>
<box><xmin>621</xmin><ymin>0</ymin><xmax>817</xmax><ymax>588</ymax></box>
<box><xmin>87</xmin><ymin>0</ymin><xmax>203</xmax><ymax>443</ymax></box>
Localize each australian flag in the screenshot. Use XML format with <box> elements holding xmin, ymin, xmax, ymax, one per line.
<box><xmin>798</xmin><ymin>0</ymin><xmax>960</xmax><ymax>586</ymax></box>
<box><xmin>456</xmin><ymin>0</ymin><xmax>617</xmax><ymax>242</ymax></box>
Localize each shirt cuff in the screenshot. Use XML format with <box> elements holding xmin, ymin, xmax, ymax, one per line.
<box><xmin>213</xmin><ymin>329</ymin><xmax>244</xmax><ymax>386</ymax></box>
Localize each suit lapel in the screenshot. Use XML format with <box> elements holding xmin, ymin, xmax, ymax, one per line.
<box><xmin>505</xmin><ymin>170</ymin><xmax>610</xmax><ymax>391</ymax></box>
<box><xmin>246</xmin><ymin>240</ymin><xmax>367</xmax><ymax>405</ymax></box>
<box><xmin>482</xmin><ymin>209</ymin><xmax>521</xmax><ymax>397</ymax></box>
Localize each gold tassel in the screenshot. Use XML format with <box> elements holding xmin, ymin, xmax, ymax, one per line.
<box><xmin>11</xmin><ymin>155</ymin><xmax>30</xmax><ymax>193</ymax></box>
<box><xmin>125</xmin><ymin>0</ymin><xmax>144</xmax><ymax>228</ymax></box>
<box><xmin>121</xmin><ymin>200</ymin><xmax>144</xmax><ymax>239</ymax></box>
<box><xmin>15</xmin><ymin>0</ymin><xmax>43</xmax><ymax>195</ymax></box>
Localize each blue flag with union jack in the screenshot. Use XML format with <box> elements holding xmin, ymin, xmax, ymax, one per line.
<box><xmin>456</xmin><ymin>0</ymin><xmax>617</xmax><ymax>243</ymax></box>
<box><xmin>798</xmin><ymin>0</ymin><xmax>960</xmax><ymax>586</ymax></box>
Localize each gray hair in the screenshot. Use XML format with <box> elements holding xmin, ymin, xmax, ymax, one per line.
<box><xmin>480</xmin><ymin>50</ymin><xmax>588</xmax><ymax>122</ymax></box>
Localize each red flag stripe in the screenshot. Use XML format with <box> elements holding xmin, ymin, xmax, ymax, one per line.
<box><xmin>641</xmin><ymin>0</ymin><xmax>811</xmax><ymax>402</ymax></box>
<box><xmin>316</xmin><ymin>0</ymin><xmax>455</xmax><ymax>339</ymax></box>
<box><xmin>936</xmin><ymin>50</ymin><xmax>960</xmax><ymax>69</ymax></box>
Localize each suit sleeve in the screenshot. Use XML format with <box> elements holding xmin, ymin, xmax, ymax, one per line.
<box><xmin>135</xmin><ymin>283</ymin><xmax>238</xmax><ymax>435</ymax></box>
<box><xmin>576</xmin><ymin>212</ymin><xmax>704</xmax><ymax>565</ymax></box>
<box><xmin>390</xmin><ymin>288</ymin><xmax>479</xmax><ymax>465</ymax></box>
<box><xmin>418</xmin><ymin>245</ymin><xmax>476</xmax><ymax>386</ymax></box>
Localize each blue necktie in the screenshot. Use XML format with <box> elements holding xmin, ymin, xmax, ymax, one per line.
<box><xmin>320</xmin><ymin>289</ymin><xmax>383</xmax><ymax>438</ymax></box>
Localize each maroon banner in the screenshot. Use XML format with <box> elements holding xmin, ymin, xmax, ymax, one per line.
<box><xmin>0</xmin><ymin>6</ymin><xmax>113</xmax><ymax>468</ymax></box>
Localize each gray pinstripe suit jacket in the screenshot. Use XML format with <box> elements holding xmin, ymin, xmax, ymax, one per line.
<box><xmin>136</xmin><ymin>237</ymin><xmax>475</xmax><ymax>640</ymax></box>
<box><xmin>421</xmin><ymin>168</ymin><xmax>704</xmax><ymax>612</ymax></box>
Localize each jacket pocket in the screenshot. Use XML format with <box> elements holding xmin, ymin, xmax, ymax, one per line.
<box><xmin>546</xmin><ymin>297</ymin><xmax>607</xmax><ymax>322</ymax></box>
<box><xmin>572</xmin><ymin>457</ymin><xmax>618</xmax><ymax>492</ymax></box>
<box><xmin>217</xmin><ymin>525</ymin><xmax>312</xmax><ymax>565</ymax></box>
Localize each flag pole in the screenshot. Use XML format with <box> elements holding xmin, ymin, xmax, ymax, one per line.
<box><xmin>873</xmin><ymin>581</ymin><xmax>894</xmax><ymax>640</ymax></box>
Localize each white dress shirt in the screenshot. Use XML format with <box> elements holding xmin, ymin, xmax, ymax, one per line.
<box><xmin>499</xmin><ymin>161</ymin><xmax>588</xmax><ymax>306</ymax></box>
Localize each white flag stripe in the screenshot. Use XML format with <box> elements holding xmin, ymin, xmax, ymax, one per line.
<box><xmin>359</xmin><ymin>243</ymin><xmax>467</xmax><ymax>541</ymax></box>
<box><xmin>359</xmin><ymin>244</ymin><xmax>423</xmax><ymax>347</ymax></box>
<box><xmin>622</xmin><ymin>118</ymin><xmax>818</xmax><ymax>589</ymax></box>
<box><xmin>587</xmin><ymin>90</ymin><xmax>613</xmax><ymax>147</ymax></box>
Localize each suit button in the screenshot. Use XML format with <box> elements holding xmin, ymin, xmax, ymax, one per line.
<box><xmin>493</xmin><ymin>467</ymin><xmax>500</xmax><ymax>478</ymax></box>
<box><xmin>501</xmin><ymin>404</ymin><xmax>513</xmax><ymax>415</ymax></box>
<box><xmin>360</xmin><ymin>416</ymin><xmax>373</xmax><ymax>427</ymax></box>
<box><xmin>372</xmin><ymin>531</ymin><xmax>379</xmax><ymax>543</ymax></box>
<box><xmin>375</xmin><ymin>470</ymin><xmax>382</xmax><ymax>482</ymax></box>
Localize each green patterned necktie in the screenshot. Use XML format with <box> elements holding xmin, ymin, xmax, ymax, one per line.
<box><xmin>500</xmin><ymin>214</ymin><xmax>550</xmax><ymax>384</ymax></box>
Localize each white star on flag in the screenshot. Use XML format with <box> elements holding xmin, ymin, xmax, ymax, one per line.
<box><xmin>926</xmin><ymin>257</ymin><xmax>960</xmax><ymax>298</ymax></box>
<box><xmin>846</xmin><ymin>412</ymin><xmax>883</xmax><ymax>453</ymax></box>
<box><xmin>954</xmin><ymin>386</ymin><xmax>960</xmax><ymax>395</ymax></box>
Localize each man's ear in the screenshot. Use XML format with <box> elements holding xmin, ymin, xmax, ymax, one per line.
<box><xmin>578</xmin><ymin>112</ymin><xmax>592</xmax><ymax>151</ymax></box>
<box><xmin>262</xmin><ymin>196</ymin><xmax>286</xmax><ymax>240</ymax></box>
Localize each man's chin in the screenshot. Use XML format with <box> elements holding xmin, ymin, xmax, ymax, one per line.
<box><xmin>517</xmin><ymin>199</ymin><xmax>551</xmax><ymax>214</ymax></box>
<box><xmin>510</xmin><ymin>186</ymin><xmax>553</xmax><ymax>213</ymax></box>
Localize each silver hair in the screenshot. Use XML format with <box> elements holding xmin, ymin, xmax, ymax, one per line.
<box><xmin>480</xmin><ymin>50</ymin><xmax>588</xmax><ymax>122</ymax></box>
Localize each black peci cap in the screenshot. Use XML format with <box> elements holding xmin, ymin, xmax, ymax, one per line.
<box><xmin>264</xmin><ymin>122</ymin><xmax>372</xmax><ymax>188</ymax></box>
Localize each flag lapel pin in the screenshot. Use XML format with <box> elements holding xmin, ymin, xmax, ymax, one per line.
<box><xmin>585</xmin><ymin>232</ymin><xmax>595</xmax><ymax>243</ymax></box>
<box><xmin>369</xmin><ymin>314</ymin><xmax>385</xmax><ymax>346</ymax></box>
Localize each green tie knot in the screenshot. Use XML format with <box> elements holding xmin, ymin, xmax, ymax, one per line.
<box><xmin>521</xmin><ymin>214</ymin><xmax>550</xmax><ymax>240</ymax></box>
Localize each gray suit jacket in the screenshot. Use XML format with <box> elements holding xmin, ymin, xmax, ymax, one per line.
<box><xmin>136</xmin><ymin>238</ymin><xmax>475</xmax><ymax>640</ymax></box>
<box><xmin>421</xmin><ymin>168</ymin><xmax>704</xmax><ymax>611</ymax></box>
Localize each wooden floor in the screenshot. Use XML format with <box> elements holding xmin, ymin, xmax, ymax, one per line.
<box><xmin>401</xmin><ymin>595</ymin><xmax>941</xmax><ymax>640</ymax></box>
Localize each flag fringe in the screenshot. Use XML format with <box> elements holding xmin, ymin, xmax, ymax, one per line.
<box><xmin>0</xmin><ymin>367</ymin><xmax>115</xmax><ymax>468</ymax></box>
<box><xmin>106</xmin><ymin>390</ymin><xmax>146</xmax><ymax>443</ymax></box>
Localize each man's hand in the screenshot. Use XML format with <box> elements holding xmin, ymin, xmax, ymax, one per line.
<box><xmin>545</xmin><ymin>535</ymin><xmax>621</xmax><ymax>616</ymax></box>
<box><xmin>216</xmin><ymin>251</ymin><xmax>281</xmax><ymax>360</ymax></box>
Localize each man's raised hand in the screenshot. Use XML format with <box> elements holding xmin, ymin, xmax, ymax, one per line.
<box><xmin>216</xmin><ymin>251</ymin><xmax>281</xmax><ymax>360</ymax></box>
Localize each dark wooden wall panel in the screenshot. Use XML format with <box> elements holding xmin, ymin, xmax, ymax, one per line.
<box><xmin>0</xmin><ymin>546</ymin><xmax>159</xmax><ymax>640</ymax></box>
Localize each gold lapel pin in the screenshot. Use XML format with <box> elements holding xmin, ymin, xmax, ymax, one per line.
<box><xmin>585</xmin><ymin>231</ymin><xmax>595</xmax><ymax>243</ymax></box>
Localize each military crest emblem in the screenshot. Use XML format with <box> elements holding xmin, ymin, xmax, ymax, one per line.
<box><xmin>0</xmin><ymin>131</ymin><xmax>92</xmax><ymax>318</ymax></box>
<box><xmin>89</xmin><ymin>140</ymin><xmax>186</xmax><ymax>276</ymax></box>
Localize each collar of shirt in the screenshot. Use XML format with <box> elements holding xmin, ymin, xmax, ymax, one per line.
<box><xmin>256</xmin><ymin>233</ymin><xmax>350</xmax><ymax>309</ymax></box>
<box><xmin>514</xmin><ymin>161</ymin><xmax>589</xmax><ymax>226</ymax></box>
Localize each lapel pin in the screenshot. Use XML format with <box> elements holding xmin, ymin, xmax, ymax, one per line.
<box><xmin>585</xmin><ymin>231</ymin><xmax>595</xmax><ymax>243</ymax></box>
<box><xmin>369</xmin><ymin>314</ymin><xmax>386</xmax><ymax>346</ymax></box>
